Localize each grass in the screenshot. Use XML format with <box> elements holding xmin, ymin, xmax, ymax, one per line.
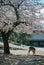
<box><xmin>9</xmin><ymin>47</ymin><xmax>26</xmax><ymax>50</ymax></box>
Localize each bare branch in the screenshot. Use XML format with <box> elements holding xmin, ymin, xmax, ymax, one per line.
<box><xmin>17</xmin><ymin>0</ymin><xmax>25</xmax><ymax>8</ymax></box>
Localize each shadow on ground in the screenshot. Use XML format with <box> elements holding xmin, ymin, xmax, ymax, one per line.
<box><xmin>0</xmin><ymin>54</ymin><xmax>44</xmax><ymax>65</ymax></box>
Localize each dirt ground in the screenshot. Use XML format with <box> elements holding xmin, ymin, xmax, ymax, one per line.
<box><xmin>0</xmin><ymin>54</ymin><xmax>44</xmax><ymax>65</ymax></box>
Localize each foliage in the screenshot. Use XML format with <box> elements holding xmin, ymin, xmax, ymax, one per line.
<box><xmin>9</xmin><ymin>32</ymin><xmax>32</xmax><ymax>45</ymax></box>
<box><xmin>9</xmin><ymin>32</ymin><xmax>44</xmax><ymax>47</ymax></box>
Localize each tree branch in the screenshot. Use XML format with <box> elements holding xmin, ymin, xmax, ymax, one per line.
<box><xmin>6</xmin><ymin>21</ymin><xmax>25</xmax><ymax>36</ymax></box>
<box><xmin>0</xmin><ymin>0</ymin><xmax>25</xmax><ymax>36</ymax></box>
<box><xmin>17</xmin><ymin>0</ymin><xmax>25</xmax><ymax>8</ymax></box>
<box><xmin>13</xmin><ymin>21</ymin><xmax>25</xmax><ymax>27</ymax></box>
<box><xmin>0</xmin><ymin>3</ymin><xmax>19</xmax><ymax>20</ymax></box>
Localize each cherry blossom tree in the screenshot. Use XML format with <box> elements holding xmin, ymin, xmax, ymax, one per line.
<box><xmin>0</xmin><ymin>0</ymin><xmax>25</xmax><ymax>54</ymax></box>
<box><xmin>0</xmin><ymin>0</ymin><xmax>41</xmax><ymax>54</ymax></box>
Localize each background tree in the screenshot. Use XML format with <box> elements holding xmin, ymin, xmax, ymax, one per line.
<box><xmin>9</xmin><ymin>32</ymin><xmax>32</xmax><ymax>45</ymax></box>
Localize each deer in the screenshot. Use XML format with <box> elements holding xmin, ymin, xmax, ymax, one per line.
<box><xmin>28</xmin><ymin>46</ymin><xmax>36</xmax><ymax>55</ymax></box>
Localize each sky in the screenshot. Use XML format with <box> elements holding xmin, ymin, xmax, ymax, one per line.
<box><xmin>38</xmin><ymin>0</ymin><xmax>44</xmax><ymax>4</ymax></box>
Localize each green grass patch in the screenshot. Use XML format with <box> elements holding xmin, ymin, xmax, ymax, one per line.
<box><xmin>10</xmin><ymin>47</ymin><xmax>25</xmax><ymax>50</ymax></box>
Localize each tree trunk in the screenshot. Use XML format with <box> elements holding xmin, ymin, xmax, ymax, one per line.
<box><xmin>1</xmin><ymin>33</ymin><xmax>10</xmax><ymax>54</ymax></box>
<box><xmin>3</xmin><ymin>37</ymin><xmax>10</xmax><ymax>54</ymax></box>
